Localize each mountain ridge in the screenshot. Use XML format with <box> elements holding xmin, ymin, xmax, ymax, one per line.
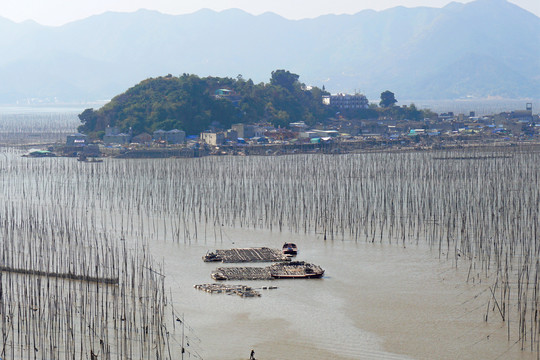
<box><xmin>0</xmin><ymin>0</ymin><xmax>538</xmax><ymax>103</ymax></box>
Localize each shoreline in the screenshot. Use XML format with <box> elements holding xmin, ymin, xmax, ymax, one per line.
<box><xmin>8</xmin><ymin>138</ymin><xmax>540</xmax><ymax>159</ymax></box>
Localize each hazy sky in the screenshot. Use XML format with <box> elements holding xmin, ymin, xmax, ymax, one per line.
<box><xmin>1</xmin><ymin>0</ymin><xmax>538</xmax><ymax>25</ymax></box>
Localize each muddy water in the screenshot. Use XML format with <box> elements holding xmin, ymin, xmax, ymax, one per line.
<box><xmin>150</xmin><ymin>227</ymin><xmax>535</xmax><ymax>360</ymax></box>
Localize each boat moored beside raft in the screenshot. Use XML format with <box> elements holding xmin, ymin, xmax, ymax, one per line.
<box><xmin>282</xmin><ymin>242</ymin><xmax>298</xmax><ymax>256</ymax></box>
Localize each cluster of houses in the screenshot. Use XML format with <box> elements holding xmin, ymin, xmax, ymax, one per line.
<box><xmin>196</xmin><ymin>106</ymin><xmax>539</xmax><ymax>147</ymax></box>
<box><xmin>65</xmin><ymin>94</ymin><xmax>538</xmax><ymax>154</ymax></box>
<box><xmin>67</xmin><ymin>126</ymin><xmax>186</xmax><ymax>147</ymax></box>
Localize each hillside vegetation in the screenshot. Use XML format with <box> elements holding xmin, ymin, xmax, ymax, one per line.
<box><xmin>78</xmin><ymin>71</ymin><xmax>332</xmax><ymax>137</ymax></box>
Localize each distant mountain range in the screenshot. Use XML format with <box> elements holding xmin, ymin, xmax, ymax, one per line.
<box><xmin>0</xmin><ymin>0</ymin><xmax>538</xmax><ymax>103</ymax></box>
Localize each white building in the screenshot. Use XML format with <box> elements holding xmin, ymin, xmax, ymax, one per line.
<box><xmin>322</xmin><ymin>93</ymin><xmax>369</xmax><ymax>109</ymax></box>
<box><xmin>312</xmin><ymin>129</ymin><xmax>340</xmax><ymax>138</ymax></box>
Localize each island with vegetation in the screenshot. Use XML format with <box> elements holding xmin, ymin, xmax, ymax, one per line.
<box><xmin>78</xmin><ymin>70</ymin><xmax>331</xmax><ymax>139</ymax></box>
<box><xmin>78</xmin><ymin>70</ymin><xmax>429</xmax><ymax>140</ymax></box>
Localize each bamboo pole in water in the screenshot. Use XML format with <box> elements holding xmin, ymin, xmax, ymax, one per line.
<box><xmin>1</xmin><ymin>144</ymin><xmax>540</xmax><ymax>354</ymax></box>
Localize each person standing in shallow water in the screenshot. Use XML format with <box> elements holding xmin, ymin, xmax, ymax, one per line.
<box><xmin>250</xmin><ymin>349</ymin><xmax>255</xmax><ymax>359</ymax></box>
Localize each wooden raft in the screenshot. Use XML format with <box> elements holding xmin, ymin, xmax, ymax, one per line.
<box><xmin>194</xmin><ymin>284</ymin><xmax>261</xmax><ymax>297</ymax></box>
<box><xmin>203</xmin><ymin>247</ymin><xmax>290</xmax><ymax>263</ymax></box>
<box><xmin>269</xmin><ymin>261</ymin><xmax>324</xmax><ymax>279</ymax></box>
<box><xmin>212</xmin><ymin>262</ymin><xmax>324</xmax><ymax>281</ymax></box>
<box><xmin>212</xmin><ymin>267</ymin><xmax>272</xmax><ymax>280</ymax></box>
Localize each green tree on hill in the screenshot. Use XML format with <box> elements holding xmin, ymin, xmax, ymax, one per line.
<box><xmin>270</xmin><ymin>70</ymin><xmax>300</xmax><ymax>92</ymax></box>
<box><xmin>379</xmin><ymin>90</ymin><xmax>397</xmax><ymax>108</ymax></box>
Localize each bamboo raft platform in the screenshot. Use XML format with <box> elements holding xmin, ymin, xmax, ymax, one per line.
<box><xmin>203</xmin><ymin>247</ymin><xmax>291</xmax><ymax>263</ymax></box>
<box><xmin>212</xmin><ymin>267</ymin><xmax>272</xmax><ymax>280</ymax></box>
<box><xmin>0</xmin><ymin>266</ymin><xmax>119</xmax><ymax>285</ymax></box>
<box><xmin>270</xmin><ymin>261</ymin><xmax>325</xmax><ymax>279</ymax></box>
<box><xmin>194</xmin><ymin>284</ymin><xmax>262</xmax><ymax>297</ymax></box>
<box><xmin>212</xmin><ymin>261</ymin><xmax>324</xmax><ymax>281</ymax></box>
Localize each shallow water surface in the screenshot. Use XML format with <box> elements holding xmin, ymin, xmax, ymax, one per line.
<box><xmin>1</xmin><ymin>143</ymin><xmax>538</xmax><ymax>359</ymax></box>
<box><xmin>150</xmin><ymin>227</ymin><xmax>534</xmax><ymax>360</ymax></box>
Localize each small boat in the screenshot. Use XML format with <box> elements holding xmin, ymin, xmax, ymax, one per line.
<box><xmin>282</xmin><ymin>242</ymin><xmax>298</xmax><ymax>256</ymax></box>
<box><xmin>203</xmin><ymin>251</ymin><xmax>223</xmax><ymax>262</ymax></box>
<box><xmin>210</xmin><ymin>271</ymin><xmax>227</xmax><ymax>280</ymax></box>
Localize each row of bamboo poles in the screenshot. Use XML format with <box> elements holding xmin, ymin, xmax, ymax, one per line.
<box><xmin>1</xmin><ymin>143</ymin><xmax>540</xmax><ymax>354</ymax></box>
<box><xmin>0</xmin><ymin>149</ymin><xmax>186</xmax><ymax>358</ymax></box>
<box><xmin>0</xmin><ymin>113</ymin><xmax>78</xmax><ymax>144</ymax></box>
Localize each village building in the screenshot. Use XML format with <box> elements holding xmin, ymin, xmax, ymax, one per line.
<box><xmin>165</xmin><ymin>129</ymin><xmax>186</xmax><ymax>144</ymax></box>
<box><xmin>104</xmin><ymin>133</ymin><xmax>131</xmax><ymax>145</ymax></box>
<box><xmin>64</xmin><ymin>133</ymin><xmax>88</xmax><ymax>156</ymax></box>
<box><xmin>322</xmin><ymin>93</ymin><xmax>369</xmax><ymax>109</ymax></box>
<box><xmin>66</xmin><ymin>133</ymin><xmax>87</xmax><ymax>146</ymax></box>
<box><xmin>153</xmin><ymin>129</ymin><xmax>186</xmax><ymax>144</ymax></box>
<box><xmin>200</xmin><ymin>132</ymin><xmax>225</xmax><ymax>146</ymax></box>
<box><xmin>153</xmin><ymin>130</ymin><xmax>167</xmax><ymax>141</ymax></box>
<box><xmin>231</xmin><ymin>124</ymin><xmax>255</xmax><ymax>139</ymax></box>
<box><xmin>103</xmin><ymin>126</ymin><xmax>132</xmax><ymax>145</ymax></box>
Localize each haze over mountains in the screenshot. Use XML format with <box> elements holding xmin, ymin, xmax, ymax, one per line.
<box><xmin>0</xmin><ymin>0</ymin><xmax>538</xmax><ymax>104</ymax></box>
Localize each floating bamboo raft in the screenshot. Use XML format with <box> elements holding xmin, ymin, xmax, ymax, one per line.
<box><xmin>194</xmin><ymin>284</ymin><xmax>261</xmax><ymax>297</ymax></box>
<box><xmin>212</xmin><ymin>267</ymin><xmax>272</xmax><ymax>280</ymax></box>
<box><xmin>212</xmin><ymin>261</ymin><xmax>324</xmax><ymax>281</ymax></box>
<box><xmin>270</xmin><ymin>261</ymin><xmax>325</xmax><ymax>279</ymax></box>
<box><xmin>203</xmin><ymin>247</ymin><xmax>291</xmax><ymax>263</ymax></box>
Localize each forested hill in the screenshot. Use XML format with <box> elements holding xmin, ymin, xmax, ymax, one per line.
<box><xmin>77</xmin><ymin>71</ymin><xmax>332</xmax><ymax>138</ymax></box>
